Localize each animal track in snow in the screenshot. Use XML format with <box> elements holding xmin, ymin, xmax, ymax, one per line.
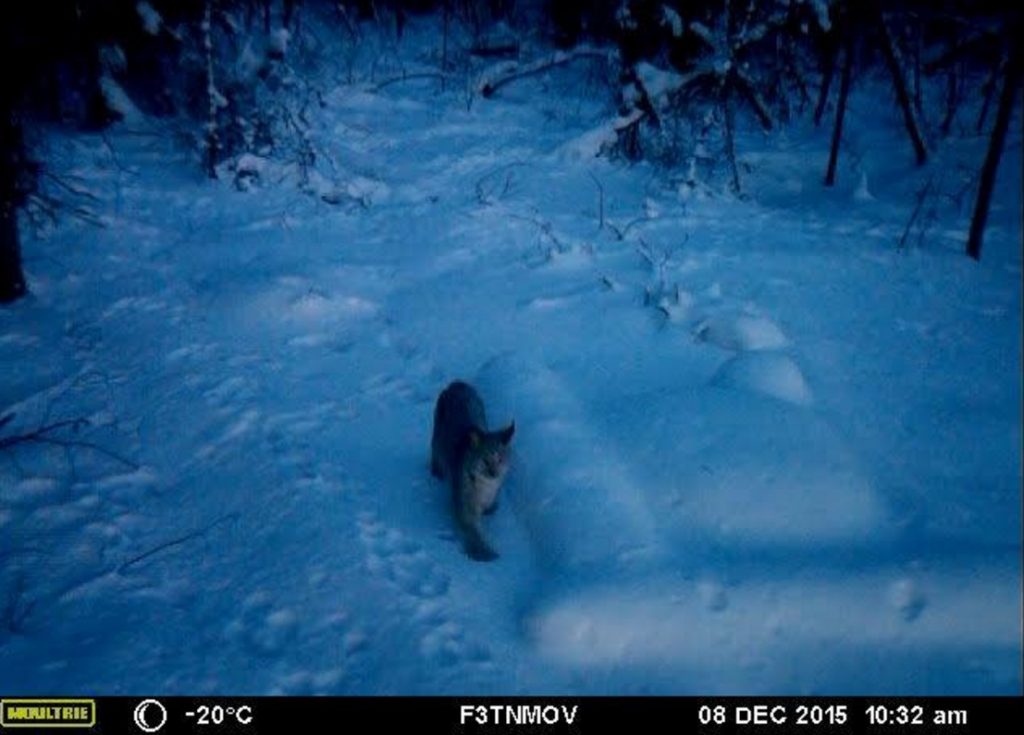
<box><xmin>357</xmin><ymin>513</ymin><xmax>450</xmax><ymax>600</ymax></box>
<box><xmin>356</xmin><ymin>512</ymin><xmax>491</xmax><ymax>667</ymax></box>
<box><xmin>165</xmin><ymin>343</ymin><xmax>215</xmax><ymax>363</ymax></box>
<box><xmin>359</xmin><ymin>373</ymin><xmax>416</xmax><ymax>403</ymax></box>
<box><xmin>223</xmin><ymin>591</ymin><xmax>299</xmax><ymax>656</ymax></box>
<box><xmin>202</xmin><ymin>375</ymin><xmax>258</xmax><ymax>410</ymax></box>
<box><xmin>195</xmin><ymin>409</ymin><xmax>261</xmax><ymax>460</ymax></box>
<box><xmin>101</xmin><ymin>295</ymin><xmax>171</xmax><ymax>321</ymax></box>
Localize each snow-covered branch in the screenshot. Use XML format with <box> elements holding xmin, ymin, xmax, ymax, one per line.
<box><xmin>478</xmin><ymin>46</ymin><xmax>616</xmax><ymax>99</ymax></box>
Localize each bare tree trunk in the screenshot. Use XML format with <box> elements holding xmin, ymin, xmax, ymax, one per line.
<box><xmin>875</xmin><ymin>6</ymin><xmax>927</xmax><ymax>165</ymax></box>
<box><xmin>283</xmin><ymin>0</ymin><xmax>298</xmax><ymax>28</ymax></box>
<box><xmin>813</xmin><ymin>10</ymin><xmax>844</xmax><ymax>127</ymax></box>
<box><xmin>0</xmin><ymin>204</ymin><xmax>25</xmax><ymax>304</ymax></box>
<box><xmin>0</xmin><ymin>103</ymin><xmax>27</xmax><ymax>304</ymax></box>
<box><xmin>781</xmin><ymin>42</ymin><xmax>810</xmax><ymax>116</ymax></box>
<box><xmin>825</xmin><ymin>30</ymin><xmax>853</xmax><ymax>186</ymax></box>
<box><xmin>813</xmin><ymin>43</ymin><xmax>836</xmax><ymax>125</ymax></box>
<box><xmin>967</xmin><ymin>37</ymin><xmax>1022</xmax><ymax>261</ymax></box>
<box><xmin>976</xmin><ymin>60</ymin><xmax>1002</xmax><ymax>134</ymax></box>
<box><xmin>939</xmin><ymin>58</ymin><xmax>959</xmax><ymax>136</ymax></box>
<box><xmin>911</xmin><ymin>21</ymin><xmax>923</xmax><ymax>118</ymax></box>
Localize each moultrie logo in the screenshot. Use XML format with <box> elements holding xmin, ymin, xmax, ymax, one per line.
<box><xmin>0</xmin><ymin>699</ymin><xmax>97</xmax><ymax>728</ymax></box>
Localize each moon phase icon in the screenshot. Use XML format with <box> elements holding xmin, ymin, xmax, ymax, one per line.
<box><xmin>133</xmin><ymin>699</ymin><xmax>168</xmax><ymax>732</ymax></box>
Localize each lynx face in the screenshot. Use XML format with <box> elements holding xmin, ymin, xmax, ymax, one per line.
<box><xmin>463</xmin><ymin>425</ymin><xmax>514</xmax><ymax>512</ymax></box>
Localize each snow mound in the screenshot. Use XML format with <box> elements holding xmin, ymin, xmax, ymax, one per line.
<box><xmin>475</xmin><ymin>353</ymin><xmax>660</xmax><ymax>570</ymax></box>
<box><xmin>889</xmin><ymin>578</ymin><xmax>927</xmax><ymax>622</ymax></box>
<box><xmin>528</xmin><ymin>565</ymin><xmax>1019</xmax><ymax>691</ymax></box>
<box><xmin>694</xmin><ymin>313</ymin><xmax>788</xmax><ymax>351</ymax></box>
<box><xmin>608</xmin><ymin>387</ymin><xmax>884</xmax><ymax>544</ymax></box>
<box><xmin>558</xmin><ymin>121</ymin><xmax>620</xmax><ymax>161</ymax></box>
<box><xmin>711</xmin><ymin>352</ymin><xmax>812</xmax><ymax>406</ymax></box>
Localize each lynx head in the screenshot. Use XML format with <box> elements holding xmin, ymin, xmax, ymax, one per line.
<box><xmin>465</xmin><ymin>422</ymin><xmax>515</xmax><ymax>489</ymax></box>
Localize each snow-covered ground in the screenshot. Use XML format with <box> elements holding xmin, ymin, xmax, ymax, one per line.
<box><xmin>1</xmin><ymin>19</ymin><xmax>1020</xmax><ymax>695</ymax></box>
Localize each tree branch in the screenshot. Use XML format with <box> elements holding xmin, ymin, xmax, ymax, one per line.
<box><xmin>478</xmin><ymin>47</ymin><xmax>614</xmax><ymax>99</ymax></box>
<box><xmin>0</xmin><ymin>417</ymin><xmax>138</xmax><ymax>469</ymax></box>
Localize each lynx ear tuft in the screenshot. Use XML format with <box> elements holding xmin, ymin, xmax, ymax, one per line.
<box><xmin>468</xmin><ymin>429</ymin><xmax>482</xmax><ymax>449</ymax></box>
<box><xmin>498</xmin><ymin>421</ymin><xmax>515</xmax><ymax>445</ymax></box>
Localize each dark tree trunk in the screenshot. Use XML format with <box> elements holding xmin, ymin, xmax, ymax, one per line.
<box><xmin>0</xmin><ymin>204</ymin><xmax>26</xmax><ymax>304</ymax></box>
<box><xmin>875</xmin><ymin>6</ymin><xmax>927</xmax><ymax>165</ymax></box>
<box><xmin>967</xmin><ymin>36</ymin><xmax>1022</xmax><ymax>261</ymax></box>
<box><xmin>813</xmin><ymin>9</ymin><xmax>844</xmax><ymax>127</ymax></box>
<box><xmin>0</xmin><ymin>117</ymin><xmax>28</xmax><ymax>305</ymax></box>
<box><xmin>283</xmin><ymin>0</ymin><xmax>298</xmax><ymax>28</ymax></box>
<box><xmin>939</xmin><ymin>58</ymin><xmax>958</xmax><ymax>136</ymax></box>
<box><xmin>976</xmin><ymin>60</ymin><xmax>1001</xmax><ymax>134</ymax></box>
<box><xmin>911</xmin><ymin>22</ymin><xmax>922</xmax><ymax>118</ymax></box>
<box><xmin>825</xmin><ymin>30</ymin><xmax>854</xmax><ymax>187</ymax></box>
<box><xmin>781</xmin><ymin>41</ymin><xmax>810</xmax><ymax>116</ymax></box>
<box><xmin>1</xmin><ymin>8</ymin><xmax>28</xmax><ymax>303</ymax></box>
<box><xmin>0</xmin><ymin>98</ymin><xmax>28</xmax><ymax>303</ymax></box>
<box><xmin>813</xmin><ymin>40</ymin><xmax>837</xmax><ymax>126</ymax></box>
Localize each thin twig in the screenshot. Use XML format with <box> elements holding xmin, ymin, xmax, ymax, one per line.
<box><xmin>374</xmin><ymin>72</ymin><xmax>451</xmax><ymax>91</ymax></box>
<box><xmin>474</xmin><ymin>161</ymin><xmax>529</xmax><ymax>204</ymax></box>
<box><xmin>100</xmin><ymin>130</ymin><xmax>133</xmax><ymax>175</ymax></box>
<box><xmin>0</xmin><ymin>418</ymin><xmax>87</xmax><ymax>449</ymax></box>
<box><xmin>24</xmin><ymin>437</ymin><xmax>138</xmax><ymax>470</ymax></box>
<box><xmin>118</xmin><ymin>512</ymin><xmax>240</xmax><ymax>574</ymax></box>
<box><xmin>588</xmin><ymin>171</ymin><xmax>604</xmax><ymax>230</ymax></box>
<box><xmin>41</xmin><ymin>171</ymin><xmax>101</xmax><ymax>202</ymax></box>
<box><xmin>607</xmin><ymin>215</ymin><xmax>649</xmax><ymax>241</ymax></box>
<box><xmin>27</xmin><ymin>192</ymin><xmax>105</xmax><ymax>229</ymax></box>
<box><xmin>0</xmin><ymin>417</ymin><xmax>138</xmax><ymax>469</ymax></box>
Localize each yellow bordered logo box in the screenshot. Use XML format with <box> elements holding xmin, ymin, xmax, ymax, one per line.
<box><xmin>0</xmin><ymin>699</ymin><xmax>96</xmax><ymax>728</ymax></box>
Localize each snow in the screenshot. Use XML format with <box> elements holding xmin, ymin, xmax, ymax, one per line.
<box><xmin>0</xmin><ymin>17</ymin><xmax>1020</xmax><ymax>696</ymax></box>
<box><xmin>270</xmin><ymin>28</ymin><xmax>290</xmax><ymax>57</ymax></box>
<box><xmin>710</xmin><ymin>352</ymin><xmax>813</xmax><ymax>406</ymax></box>
<box><xmin>694</xmin><ymin>313</ymin><xmax>789</xmax><ymax>351</ymax></box>
<box><xmin>99</xmin><ymin>76</ymin><xmax>142</xmax><ymax>123</ymax></box>
<box><xmin>806</xmin><ymin>0</ymin><xmax>833</xmax><ymax>32</ymax></box>
<box><xmin>136</xmin><ymin>1</ymin><xmax>163</xmax><ymax>36</ymax></box>
<box><xmin>559</xmin><ymin>110</ymin><xmax>643</xmax><ymax>160</ymax></box>
<box><xmin>635</xmin><ymin>61</ymin><xmax>688</xmax><ymax>103</ymax></box>
<box><xmin>661</xmin><ymin>5</ymin><xmax>684</xmax><ymax>38</ymax></box>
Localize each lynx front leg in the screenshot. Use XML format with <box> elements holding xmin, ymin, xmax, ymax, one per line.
<box><xmin>457</xmin><ymin>505</ymin><xmax>498</xmax><ymax>562</ymax></box>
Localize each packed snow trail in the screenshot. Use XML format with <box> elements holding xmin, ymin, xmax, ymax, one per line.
<box><xmin>1</xmin><ymin>31</ymin><xmax>1020</xmax><ymax>693</ymax></box>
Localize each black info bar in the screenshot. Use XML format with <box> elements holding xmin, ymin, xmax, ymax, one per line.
<box><xmin>0</xmin><ymin>696</ymin><xmax>1019</xmax><ymax>734</ymax></box>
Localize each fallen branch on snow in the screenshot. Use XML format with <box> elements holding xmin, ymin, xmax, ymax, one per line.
<box><xmin>0</xmin><ymin>416</ymin><xmax>138</xmax><ymax>470</ymax></box>
<box><xmin>118</xmin><ymin>512</ymin><xmax>240</xmax><ymax>573</ymax></box>
<box><xmin>478</xmin><ymin>46</ymin><xmax>614</xmax><ymax>98</ymax></box>
<box><xmin>374</xmin><ymin>71</ymin><xmax>452</xmax><ymax>92</ymax></box>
